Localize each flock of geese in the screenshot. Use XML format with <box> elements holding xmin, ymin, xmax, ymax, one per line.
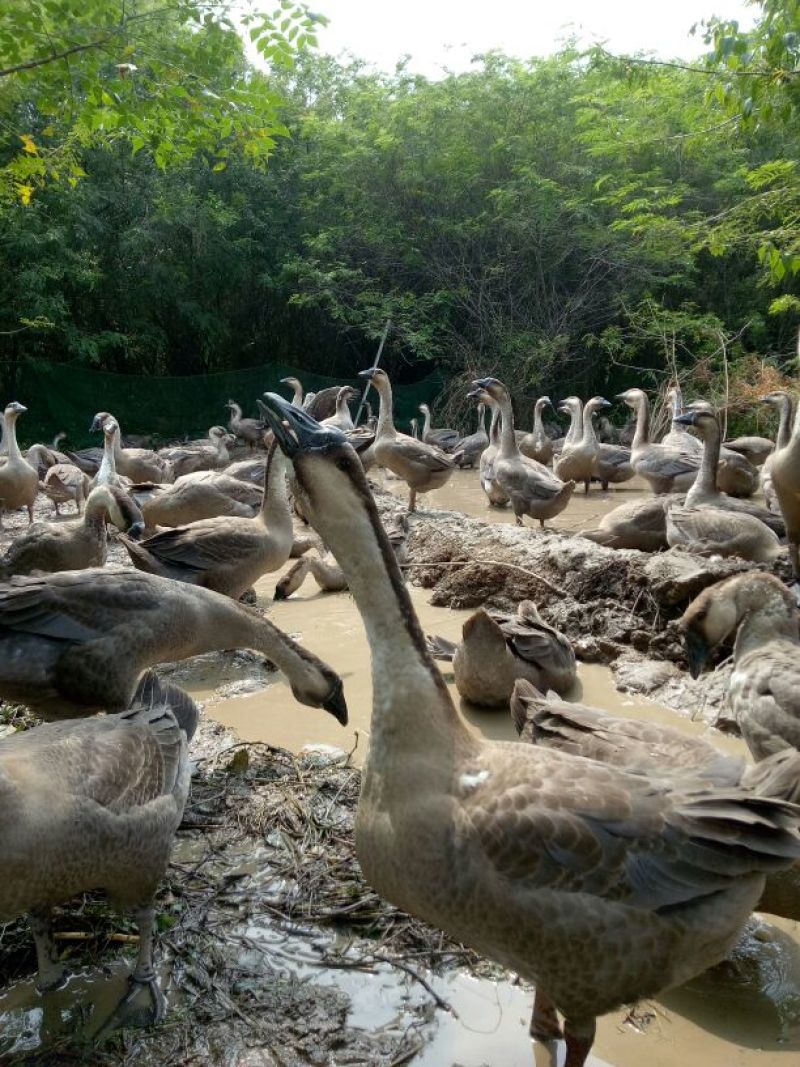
<box><xmin>0</xmin><ymin>364</ymin><xmax>799</xmax><ymax>1066</ymax></box>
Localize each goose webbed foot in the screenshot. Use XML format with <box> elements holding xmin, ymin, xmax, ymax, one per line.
<box><xmin>529</xmin><ymin>989</ymin><xmax>563</xmax><ymax>1041</ymax></box>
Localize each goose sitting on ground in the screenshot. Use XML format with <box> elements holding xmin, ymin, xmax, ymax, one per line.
<box><xmin>259</xmin><ymin>392</ymin><xmax>800</xmax><ymax>1067</ymax></box>
<box><xmin>133</xmin><ymin>471</ymin><xmax>262</xmax><ymax>528</ymax></box>
<box><xmin>419</xmin><ymin>404</ymin><xmax>461</xmax><ymax>453</ymax></box>
<box><xmin>682</xmin><ymin>573</ymin><xmax>800</xmax><ymax>761</ymax></box>
<box><xmin>90</xmin><ymin>411</ymin><xmax>171</xmax><ymax>483</ymax></box>
<box><xmin>579</xmin><ymin>495</ymin><xmax>680</xmax><ymax>552</ymax></box>
<box><xmin>0</xmin><ymin>402</ymin><xmax>39</xmax><ymax>529</ymax></box>
<box><xmin>760</xmin><ymin>390</ymin><xmax>795</xmax><ymax>514</ymax></box>
<box><xmin>158</xmin><ymin>426</ymin><xmax>233</xmax><ymax>477</ymax></box>
<box><xmin>472</xmin><ymin>379</ymin><xmax>574</xmax><ymax>526</ymax></box>
<box><xmin>724</xmin><ymin>435</ymin><xmax>775</xmax><ymax>467</ymax></box>
<box><xmin>618</xmin><ymin>387</ymin><xmax>700</xmax><ymax>494</ymax></box>
<box><xmin>555</xmin><ymin>396</ymin><xmax>610</xmax><ymax>494</ymax></box>
<box><xmin>766</xmin><ymin>393</ymin><xmax>800</xmax><ymax>582</ymax></box>
<box><xmin>321</xmin><ymin>386</ymin><xmax>359</xmax><ymax>431</ymax></box>
<box><xmin>40</xmin><ymin>462</ymin><xmax>90</xmax><ymax>516</ymax></box>
<box><xmin>225</xmin><ymin>400</ymin><xmax>265</xmax><ymax>450</ymax></box>
<box><xmin>427</xmin><ymin>601</ymin><xmax>576</xmax><ymax>708</ymax></box>
<box><xmin>454</xmin><ymin>403</ymin><xmax>489</xmax><ymax>469</ymax></box>
<box><xmin>664</xmin><ymin>411</ymin><xmax>782</xmax><ymax>564</ymax></box>
<box><xmin>0</xmin><ymin>567</ymin><xmax>347</xmax><ymax>722</ymax></box>
<box><xmin>0</xmin><ymin>674</ymin><xmax>197</xmax><ymax>1021</ymax></box>
<box><xmin>519</xmin><ymin>397</ymin><xmax>554</xmax><ymax>466</ymax></box>
<box><xmin>120</xmin><ymin>436</ymin><xmax>292</xmax><ymax>600</ymax></box>
<box><xmin>359</xmin><ymin>368</ymin><xmax>454</xmax><ymax>512</ymax></box>
<box><xmin>1</xmin><ymin>485</ymin><xmax>144</xmax><ymax>577</ymax></box>
<box><xmin>683</xmin><ymin>400</ymin><xmax>760</xmax><ymax>498</ymax></box>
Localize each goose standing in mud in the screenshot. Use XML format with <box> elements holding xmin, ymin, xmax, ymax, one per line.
<box><xmin>359</xmin><ymin>368</ymin><xmax>454</xmax><ymax>512</ymax></box>
<box><xmin>0</xmin><ymin>675</ymin><xmax>197</xmax><ymax>1023</ymax></box>
<box><xmin>0</xmin><ymin>402</ymin><xmax>38</xmax><ymax>529</ymax></box>
<box><xmin>619</xmin><ymin>388</ymin><xmax>700</xmax><ymax>493</ymax></box>
<box><xmin>260</xmin><ymin>392</ymin><xmax>800</xmax><ymax>1067</ymax></box>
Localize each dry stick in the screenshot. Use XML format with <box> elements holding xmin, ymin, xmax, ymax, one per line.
<box><xmin>401</xmin><ymin>558</ymin><xmax>566</xmax><ymax>598</ymax></box>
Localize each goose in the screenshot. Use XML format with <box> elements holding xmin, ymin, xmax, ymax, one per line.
<box><xmin>274</xmin><ymin>551</ymin><xmax>348</xmax><ymax>599</ymax></box>
<box><xmin>64</xmin><ymin>445</ymin><xmax>104</xmax><ymax>476</ymax></box>
<box><xmin>279</xmin><ymin>377</ymin><xmax>342</xmax><ymax>421</ymax></box>
<box><xmin>90</xmin><ymin>411</ymin><xmax>171</xmax><ymax>483</ymax></box>
<box><xmin>222</xmin><ymin>456</ymin><xmax>266</xmax><ymax>485</ymax></box>
<box><xmin>682</xmin><ymin>572</ymin><xmax>800</xmax><ymax>761</ymax></box>
<box><xmin>0</xmin><ymin>402</ymin><xmax>39</xmax><ymax>529</ymax></box>
<box><xmin>419</xmin><ymin>404</ymin><xmax>461</xmax><ymax>453</ymax></box>
<box><xmin>120</xmin><ymin>436</ymin><xmax>293</xmax><ymax>599</ymax></box>
<box><xmin>321</xmin><ymin>386</ymin><xmax>359</xmax><ymax>431</ymax></box>
<box><xmin>24</xmin><ymin>442</ymin><xmax>65</xmax><ymax>478</ymax></box>
<box><xmin>158</xmin><ymin>426</ymin><xmax>233</xmax><ymax>477</ymax></box>
<box><xmin>225</xmin><ymin>400</ymin><xmax>265</xmax><ymax>450</ymax></box>
<box><xmin>91</xmin><ymin>416</ymin><xmax>131</xmax><ymax>490</ymax></box>
<box><xmin>0</xmin><ymin>567</ymin><xmax>347</xmax><ymax>722</ymax></box>
<box><xmin>724</xmin><ymin>435</ymin><xmax>774</xmax><ymax>467</ymax></box>
<box><xmin>511</xmin><ymin>682</ymin><xmax>800</xmax><ymax>921</ymax></box>
<box><xmin>40</xmin><ymin>462</ymin><xmax>90</xmax><ymax>516</ymax></box>
<box><xmin>1</xmin><ymin>485</ymin><xmax>144</xmax><ymax>577</ymax></box>
<box><xmin>427</xmin><ymin>600</ymin><xmax>576</xmax><ymax>708</ymax></box>
<box><xmin>760</xmin><ymin>390</ymin><xmax>795</xmax><ymax>514</ymax></box>
<box><xmin>579</xmin><ymin>495</ymin><xmax>678</xmax><ymax>552</ymax></box>
<box><xmin>472</xmin><ymin>378</ymin><xmax>574</xmax><ymax>526</ymax></box>
<box><xmin>259</xmin><ymin>392</ymin><xmax>800</xmax><ymax>1067</ymax></box>
<box><xmin>409</xmin><ymin>417</ymin><xmax>419</xmax><ymax>440</ymax></box>
<box><xmin>476</xmin><ymin>394</ymin><xmax>510</xmax><ymax>507</ymax></box>
<box><xmin>661</xmin><ymin>385</ymin><xmax>702</xmax><ymax>452</ymax></box>
<box><xmin>0</xmin><ymin>672</ymin><xmax>197</xmax><ymax>1021</ymax></box>
<box><xmin>555</xmin><ymin>396</ymin><xmax>610</xmax><ymax>494</ymax></box>
<box><xmin>766</xmin><ymin>394</ymin><xmax>800</xmax><ymax>581</ymax></box>
<box><xmin>359</xmin><ymin>368</ymin><xmax>454</xmax><ymax>512</ymax></box>
<box><xmin>664</xmin><ymin>411</ymin><xmax>782</xmax><ymax>563</ymax></box>
<box><xmin>454</xmin><ymin>403</ymin><xmax>489</xmax><ymax>469</ymax></box>
<box><xmin>683</xmin><ymin>401</ymin><xmax>760</xmax><ymax>498</ymax></box>
<box><xmin>519</xmin><ymin>397</ymin><xmax>554</xmax><ymax>466</ymax></box>
<box><xmin>134</xmin><ymin>471</ymin><xmax>262</xmax><ymax>528</ymax></box>
<box><xmin>618</xmin><ymin>387</ymin><xmax>700</xmax><ymax>493</ymax></box>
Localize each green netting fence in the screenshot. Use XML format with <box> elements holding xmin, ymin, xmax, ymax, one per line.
<box><xmin>0</xmin><ymin>359</ymin><xmax>445</xmax><ymax>449</ymax></box>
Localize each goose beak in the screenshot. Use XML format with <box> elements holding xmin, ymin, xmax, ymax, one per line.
<box><xmin>471</xmin><ymin>377</ymin><xmax>498</xmax><ymax>390</ymax></box>
<box><xmin>683</xmin><ymin>629</ymin><xmax>710</xmax><ymax>679</ymax></box>
<box><xmin>673</xmin><ymin>411</ymin><xmax>699</xmax><ymax>427</ymax></box>
<box><xmin>597</xmin><ymin>398</ymin><xmax>612</xmax><ymax>409</ymax></box>
<box><xmin>359</xmin><ymin>368</ymin><xmax>377</xmax><ymax>380</ymax></box>
<box><xmin>322</xmin><ymin>677</ymin><xmax>349</xmax><ymax>725</ymax></box>
<box><xmin>90</xmin><ymin>415</ymin><xmax>103</xmax><ymax>432</ymax></box>
<box><xmin>259</xmin><ymin>393</ymin><xmax>346</xmax><ymax>457</ymax></box>
<box><xmin>126</xmin><ymin>520</ymin><xmax>146</xmax><ymax>541</ymax></box>
<box><xmin>466</xmin><ymin>388</ymin><xmax>482</xmax><ymax>400</ymax></box>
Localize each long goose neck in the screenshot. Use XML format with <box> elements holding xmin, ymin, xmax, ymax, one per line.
<box><xmin>631</xmin><ymin>395</ymin><xmax>651</xmax><ymax>451</ymax></box>
<box><xmin>290</xmin><ymin>384</ymin><xmax>303</xmax><ymax>407</ymax></box>
<box><xmin>99</xmin><ymin>431</ymin><xmax>117</xmax><ymax>479</ymax></box>
<box><xmin>497</xmin><ymin>392</ymin><xmax>518</xmax><ymax>457</ymax></box>
<box><xmin>374</xmin><ymin>380</ymin><xmax>397</xmax><ymax>438</ymax></box>
<box><xmin>734</xmin><ymin>597</ymin><xmax>799</xmax><ymax>661</ymax></box>
<box><xmin>533</xmin><ymin>400</ymin><xmax>545</xmax><ymax>436</ymax></box>
<box><xmin>3</xmin><ymin>413</ymin><xmax>22</xmax><ymax>462</ymax></box>
<box><xmin>220</xmin><ymin>605</ymin><xmax>327</xmax><ymax>679</ymax></box>
<box><xmin>307</xmin><ymin>469</ymin><xmax>475</xmax><ymax>767</ymax></box>
<box><xmin>488</xmin><ymin>403</ymin><xmax>500</xmax><ymax>445</ymax></box>
<box><xmin>581</xmin><ymin>403</ymin><xmax>598</xmax><ymax>447</ymax></box>
<box><xmin>777</xmin><ymin>395</ymin><xmax>795</xmax><ymax>450</ymax></box>
<box><xmin>671</xmin><ymin>388</ymin><xmax>684</xmax><ymax>421</ymax></box>
<box><xmin>83</xmin><ymin>487</ymin><xmax>111</xmax><ymax>530</ymax></box>
<box><xmin>421</xmin><ymin>406</ymin><xmax>432</xmax><ymax>436</ymax></box>
<box><xmin>565</xmin><ymin>402</ymin><xmax>582</xmax><ymax>446</ymax></box>
<box><xmin>259</xmin><ymin>445</ymin><xmax>292</xmax><ymax>536</ymax></box>
<box><xmin>686</xmin><ymin>420</ymin><xmax>720</xmax><ymax>503</ymax></box>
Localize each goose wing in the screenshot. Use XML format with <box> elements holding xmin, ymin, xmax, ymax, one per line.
<box><xmin>460</xmin><ymin>745</ymin><xmax>800</xmax><ymax>909</ymax></box>
<box><xmin>735</xmin><ymin>643</ymin><xmax>800</xmax><ymax>759</ymax></box>
<box><xmin>128</xmin><ymin>519</ymin><xmax>261</xmax><ymax>571</ymax></box>
<box><xmin>391</xmin><ymin>436</ymin><xmax>454</xmax><ymax>472</ymax></box>
<box><xmin>635</xmin><ymin>446</ymin><xmax>700</xmax><ymax>480</ymax></box>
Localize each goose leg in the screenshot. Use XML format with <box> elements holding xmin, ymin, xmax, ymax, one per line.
<box><xmin>27</xmin><ymin>503</ymin><xmax>34</xmax><ymax>524</ymax></box>
<box><xmin>529</xmin><ymin>988</ymin><xmax>563</xmax><ymax>1040</ymax></box>
<box><xmin>97</xmin><ymin>903</ymin><xmax>165</xmax><ymax>1037</ymax></box>
<box><xmin>563</xmin><ymin>1016</ymin><xmax>596</xmax><ymax>1067</ymax></box>
<box><xmin>29</xmin><ymin>907</ymin><xmax>66</xmax><ymax>992</ymax></box>
<box><xmin>789</xmin><ymin>540</ymin><xmax>799</xmax><ymax>582</ymax></box>
<box><xmin>584</xmin><ymin>479</ymin><xmax>590</xmax><ymax>495</ymax></box>
<box><xmin>408</xmin><ymin>487</ymin><xmax>417</xmax><ymax>513</ymax></box>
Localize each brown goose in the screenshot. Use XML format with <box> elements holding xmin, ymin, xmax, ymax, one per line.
<box><xmin>40</xmin><ymin>462</ymin><xmax>90</xmax><ymax>516</ymax></box>
<box><xmin>618</xmin><ymin>387</ymin><xmax>700</xmax><ymax>493</ymax></box>
<box><xmin>475</xmin><ymin>393</ymin><xmax>510</xmax><ymax>507</ymax></box>
<box><xmin>360</xmin><ymin>368</ymin><xmax>454</xmax><ymax>512</ymax></box>
<box><xmin>767</xmin><ymin>393</ymin><xmax>800</xmax><ymax>581</ymax></box>
<box><xmin>0</xmin><ymin>673</ymin><xmax>197</xmax><ymax>1021</ymax></box>
<box><xmin>427</xmin><ymin>601</ymin><xmax>576</xmax><ymax>707</ymax></box>
<box><xmin>279</xmin><ymin>377</ymin><xmax>342</xmax><ymax>421</ymax></box>
<box><xmin>473</xmin><ymin>378</ymin><xmax>574</xmax><ymax>526</ymax></box>
<box><xmin>519</xmin><ymin>397</ymin><xmax>554</xmax><ymax>466</ymax></box>
<box><xmin>259</xmin><ymin>392</ymin><xmax>800</xmax><ymax>1067</ymax></box>
<box><xmin>580</xmin><ymin>495</ymin><xmax>677</xmax><ymax>552</ymax></box>
<box><xmin>120</xmin><ymin>438</ymin><xmax>293</xmax><ymax>599</ymax></box>
<box><xmin>454</xmin><ymin>403</ymin><xmax>489</xmax><ymax>469</ymax></box>
<box><xmin>418</xmin><ymin>404</ymin><xmax>461</xmax><ymax>452</ymax></box>
<box><xmin>0</xmin><ymin>402</ymin><xmax>38</xmax><ymax>529</ymax></box>
<box><xmin>321</xmin><ymin>386</ymin><xmax>359</xmax><ymax>431</ymax></box>
<box><xmin>761</xmin><ymin>390</ymin><xmax>795</xmax><ymax>514</ymax></box>
<box><xmin>158</xmin><ymin>426</ymin><xmax>233</xmax><ymax>477</ymax></box>
<box><xmin>225</xmin><ymin>400</ymin><xmax>265</xmax><ymax>450</ymax></box>
<box><xmin>90</xmin><ymin>411</ymin><xmax>171</xmax><ymax>483</ymax></box>
<box><xmin>1</xmin><ymin>485</ymin><xmax>144</xmax><ymax>577</ymax></box>
<box><xmin>133</xmin><ymin>471</ymin><xmax>262</xmax><ymax>528</ymax></box>
<box><xmin>682</xmin><ymin>573</ymin><xmax>800</xmax><ymax>761</ymax></box>
<box><xmin>0</xmin><ymin>567</ymin><xmax>347</xmax><ymax>722</ymax></box>
<box><xmin>555</xmin><ymin>397</ymin><xmax>610</xmax><ymax>494</ymax></box>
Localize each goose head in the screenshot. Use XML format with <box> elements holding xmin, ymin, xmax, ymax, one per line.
<box><xmin>102</xmin><ymin>416</ymin><xmax>120</xmax><ymax>441</ymax></box>
<box><xmin>358</xmin><ymin>367</ymin><xmax>391</xmax><ymax>394</ymax></box>
<box><xmin>4</xmin><ymin>401</ymin><xmax>27</xmax><ymax>420</ymax></box>
<box><xmin>680</xmin><ymin>572</ymin><xmax>795</xmax><ymax>678</ymax></box>
<box><xmin>471</xmin><ymin>377</ymin><xmax>507</xmax><ymax>403</ymax></box>
<box><xmin>761</xmin><ymin>391</ymin><xmax>790</xmax><ymax>408</ymax></box>
<box><xmin>585</xmin><ymin>396</ymin><xmax>611</xmax><ymax>413</ymax></box>
<box><xmin>557</xmin><ymin>396</ymin><xmax>581</xmax><ymax>416</ymax></box>
<box><xmin>99</xmin><ymin>485</ymin><xmax>146</xmax><ymax>539</ymax></box>
<box><xmin>90</xmin><ymin>410</ymin><xmax>113</xmax><ymax>433</ymax></box>
<box><xmin>673</xmin><ymin>408</ymin><xmax>718</xmax><ymax>438</ymax></box>
<box><xmin>280</xmin><ymin>376</ymin><xmax>302</xmax><ymax>391</ymax></box>
<box><xmin>535</xmin><ymin>396</ymin><xmax>552</xmax><ymax>411</ymax></box>
<box><xmin>615</xmin><ymin>388</ymin><xmax>646</xmax><ymax>411</ymax></box>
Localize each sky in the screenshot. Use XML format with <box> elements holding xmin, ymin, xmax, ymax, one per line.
<box><xmin>303</xmin><ymin>0</ymin><xmax>758</xmax><ymax>77</ymax></box>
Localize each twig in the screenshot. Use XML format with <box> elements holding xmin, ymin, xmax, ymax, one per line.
<box><xmin>401</xmin><ymin>559</ymin><xmax>566</xmax><ymax>598</ymax></box>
